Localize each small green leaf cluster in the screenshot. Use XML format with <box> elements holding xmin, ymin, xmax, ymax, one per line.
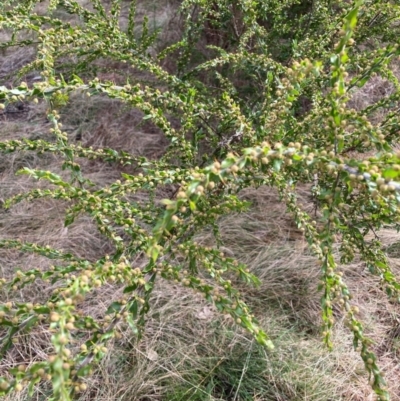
<box><xmin>1</xmin><ymin>0</ymin><xmax>400</xmax><ymax>400</ymax></box>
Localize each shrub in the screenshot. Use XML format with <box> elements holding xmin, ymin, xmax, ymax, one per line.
<box><xmin>1</xmin><ymin>0</ymin><xmax>400</xmax><ymax>400</ymax></box>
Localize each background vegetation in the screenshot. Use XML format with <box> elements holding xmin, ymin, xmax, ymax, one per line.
<box><xmin>1</xmin><ymin>0</ymin><xmax>400</xmax><ymax>400</ymax></box>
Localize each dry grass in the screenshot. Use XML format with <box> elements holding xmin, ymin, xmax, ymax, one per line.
<box><xmin>347</xmin><ymin>59</ymin><xmax>400</xmax><ymax>130</ymax></box>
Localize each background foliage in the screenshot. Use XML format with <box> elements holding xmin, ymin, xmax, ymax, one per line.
<box><xmin>1</xmin><ymin>0</ymin><xmax>400</xmax><ymax>400</ymax></box>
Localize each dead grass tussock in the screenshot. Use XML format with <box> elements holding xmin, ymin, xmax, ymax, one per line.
<box><xmin>348</xmin><ymin>74</ymin><xmax>395</xmax><ymax>118</ymax></box>
<box><xmin>61</xmin><ymin>94</ymin><xmax>170</xmax><ymax>161</ymax></box>
<box><xmin>0</xmin><ymin>46</ymin><xmax>36</xmax><ymax>86</ymax></box>
<box><xmin>193</xmin><ymin>186</ymin><xmax>400</xmax><ymax>399</ymax></box>
<box><xmin>1</xmin><ymin>284</ymin><xmax>355</xmax><ymax>401</ymax></box>
<box><xmin>347</xmin><ymin>59</ymin><xmax>400</xmax><ymax>144</ymax></box>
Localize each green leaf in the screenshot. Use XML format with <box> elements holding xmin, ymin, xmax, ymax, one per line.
<box><xmin>189</xmin><ymin>200</ymin><xmax>196</xmax><ymax>211</ymax></box>
<box><xmin>64</xmin><ymin>214</ymin><xmax>75</xmax><ymax>227</ymax></box>
<box><xmin>189</xmin><ymin>255</ymin><xmax>197</xmax><ymax>274</ymax></box>
<box><xmin>123</xmin><ymin>284</ymin><xmax>138</xmax><ymax>293</ymax></box>
<box><xmin>23</xmin><ymin>316</ymin><xmax>38</xmax><ymax>331</ymax></box>
<box><xmin>273</xmin><ymin>159</ymin><xmax>282</xmax><ymax>172</ymax></box>
<box><xmin>346</xmin><ymin>7</ymin><xmax>359</xmax><ymax>29</ymax></box>
<box><xmin>148</xmin><ymin>244</ymin><xmax>159</xmax><ymax>262</ymax></box>
<box><xmin>382</xmin><ymin>169</ymin><xmax>399</xmax><ymax>179</ymax></box>
<box><xmin>106</xmin><ymin>302</ymin><xmax>122</xmax><ymax>314</ymax></box>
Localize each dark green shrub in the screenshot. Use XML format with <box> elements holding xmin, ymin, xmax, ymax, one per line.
<box><xmin>1</xmin><ymin>1</ymin><xmax>400</xmax><ymax>400</ymax></box>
